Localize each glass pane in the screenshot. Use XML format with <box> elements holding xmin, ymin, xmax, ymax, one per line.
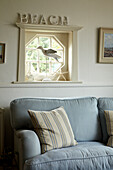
<box><xmin>26</xmin><ymin>38</ymin><xmax>38</xmax><ymax>49</ymax></box>
<box><xmin>32</xmin><ymin>62</ymin><xmax>37</xmax><ymax>71</ymax></box>
<box><xmin>26</xmin><ymin>50</ymin><xmax>32</xmax><ymax>60</ymax></box>
<box><xmin>39</xmin><ymin>37</ymin><xmax>50</xmax><ymax>48</ymax></box>
<box><xmin>26</xmin><ymin>50</ymin><xmax>38</xmax><ymax>61</ymax></box>
<box><xmin>25</xmin><ymin>61</ymin><xmax>30</xmax><ymax>75</ymax></box>
<box><xmin>51</xmin><ymin>63</ymin><xmax>61</xmax><ymax>73</ymax></box>
<box><xmin>25</xmin><ymin>62</ymin><xmax>37</xmax><ymax>74</ymax></box>
<box><xmin>57</xmin><ymin>51</ymin><xmax>63</xmax><ymax>62</ymax></box>
<box><xmin>31</xmin><ymin>50</ymin><xmax>38</xmax><ymax>60</ymax></box>
<box><xmin>25</xmin><ymin>61</ymin><xmax>34</xmax><ymax>81</ymax></box>
<box><xmin>39</xmin><ymin>63</ymin><xmax>49</xmax><ymax>73</ymax></box>
<box><xmin>39</xmin><ymin>50</ymin><xmax>45</xmax><ymax>61</ymax></box>
<box><xmin>50</xmin><ymin>56</ymin><xmax>61</xmax><ymax>63</ymax></box>
<box><xmin>52</xmin><ymin>38</ymin><xmax>63</xmax><ymax>49</ymax></box>
<box><xmin>57</xmin><ymin>50</ymin><xmax>63</xmax><ymax>57</ymax></box>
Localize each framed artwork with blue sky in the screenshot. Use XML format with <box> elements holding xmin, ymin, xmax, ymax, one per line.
<box><xmin>98</xmin><ymin>28</ymin><xmax>113</xmax><ymax>63</ymax></box>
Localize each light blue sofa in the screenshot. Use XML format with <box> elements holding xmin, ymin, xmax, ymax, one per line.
<box><xmin>10</xmin><ymin>97</ymin><xmax>113</xmax><ymax>170</ymax></box>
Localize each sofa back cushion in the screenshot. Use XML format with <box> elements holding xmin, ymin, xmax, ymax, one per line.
<box><xmin>10</xmin><ymin>97</ymin><xmax>102</xmax><ymax>142</ymax></box>
<box><xmin>98</xmin><ymin>97</ymin><xmax>113</xmax><ymax>143</ymax></box>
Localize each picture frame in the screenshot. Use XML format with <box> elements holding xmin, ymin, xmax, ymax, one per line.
<box><xmin>0</xmin><ymin>43</ymin><xmax>5</xmax><ymax>64</ymax></box>
<box><xmin>98</xmin><ymin>27</ymin><xmax>113</xmax><ymax>63</ymax></box>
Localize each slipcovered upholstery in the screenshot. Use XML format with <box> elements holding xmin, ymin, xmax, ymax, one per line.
<box><xmin>24</xmin><ymin>142</ymin><xmax>113</xmax><ymax>170</ymax></box>
<box><xmin>10</xmin><ymin>97</ymin><xmax>113</xmax><ymax>170</ymax></box>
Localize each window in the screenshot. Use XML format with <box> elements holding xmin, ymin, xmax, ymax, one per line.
<box><xmin>25</xmin><ymin>34</ymin><xmax>65</xmax><ymax>81</ymax></box>
<box><xmin>17</xmin><ymin>23</ymin><xmax>82</xmax><ymax>82</ymax></box>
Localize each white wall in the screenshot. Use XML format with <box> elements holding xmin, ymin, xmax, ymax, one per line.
<box><xmin>0</xmin><ymin>0</ymin><xmax>113</xmax><ymax>90</ymax></box>
<box><xmin>0</xmin><ymin>0</ymin><xmax>113</xmax><ymax>148</ymax></box>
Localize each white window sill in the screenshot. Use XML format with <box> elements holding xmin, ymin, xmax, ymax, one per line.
<box><xmin>11</xmin><ymin>81</ymin><xmax>83</xmax><ymax>88</ymax></box>
<box><xmin>0</xmin><ymin>82</ymin><xmax>113</xmax><ymax>88</ymax></box>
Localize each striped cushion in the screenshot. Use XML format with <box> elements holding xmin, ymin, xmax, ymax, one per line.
<box><xmin>28</xmin><ymin>106</ymin><xmax>77</xmax><ymax>153</ymax></box>
<box><xmin>104</xmin><ymin>110</ymin><xmax>113</xmax><ymax>147</ymax></box>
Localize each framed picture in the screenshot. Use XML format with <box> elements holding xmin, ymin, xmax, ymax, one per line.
<box><xmin>0</xmin><ymin>43</ymin><xmax>5</xmax><ymax>63</ymax></box>
<box><xmin>98</xmin><ymin>27</ymin><xmax>113</xmax><ymax>63</ymax></box>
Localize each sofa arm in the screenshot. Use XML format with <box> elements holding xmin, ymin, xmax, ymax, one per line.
<box><xmin>15</xmin><ymin>130</ymin><xmax>41</xmax><ymax>170</ymax></box>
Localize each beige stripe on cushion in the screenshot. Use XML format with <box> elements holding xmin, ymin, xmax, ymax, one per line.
<box><xmin>28</xmin><ymin>106</ymin><xmax>77</xmax><ymax>153</ymax></box>
<box><xmin>54</xmin><ymin>109</ymin><xmax>73</xmax><ymax>146</ymax></box>
<box><xmin>29</xmin><ymin>111</ymin><xmax>49</xmax><ymax>152</ymax></box>
<box><xmin>40</xmin><ymin>112</ymin><xmax>57</xmax><ymax>148</ymax></box>
<box><xmin>107</xmin><ymin>136</ymin><xmax>113</xmax><ymax>147</ymax></box>
<box><xmin>104</xmin><ymin>110</ymin><xmax>113</xmax><ymax>148</ymax></box>
<box><xmin>104</xmin><ymin>110</ymin><xmax>113</xmax><ymax>136</ymax></box>
<box><xmin>56</xmin><ymin>108</ymin><xmax>76</xmax><ymax>145</ymax></box>
<box><xmin>49</xmin><ymin>112</ymin><xmax>63</xmax><ymax>148</ymax></box>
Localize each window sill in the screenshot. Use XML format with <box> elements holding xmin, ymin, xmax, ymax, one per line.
<box><xmin>0</xmin><ymin>82</ymin><xmax>113</xmax><ymax>88</ymax></box>
<box><xmin>11</xmin><ymin>81</ymin><xmax>83</xmax><ymax>88</ymax></box>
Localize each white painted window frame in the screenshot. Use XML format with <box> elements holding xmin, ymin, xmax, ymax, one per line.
<box><xmin>16</xmin><ymin>23</ymin><xmax>82</xmax><ymax>82</ymax></box>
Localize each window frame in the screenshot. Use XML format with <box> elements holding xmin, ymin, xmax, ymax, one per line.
<box><xmin>16</xmin><ymin>23</ymin><xmax>82</xmax><ymax>82</ymax></box>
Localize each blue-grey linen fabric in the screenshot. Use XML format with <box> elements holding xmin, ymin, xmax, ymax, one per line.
<box><xmin>24</xmin><ymin>142</ymin><xmax>113</xmax><ymax>170</ymax></box>
<box><xmin>98</xmin><ymin>97</ymin><xmax>113</xmax><ymax>143</ymax></box>
<box><xmin>15</xmin><ymin>130</ymin><xmax>41</xmax><ymax>170</ymax></box>
<box><xmin>10</xmin><ymin>97</ymin><xmax>102</xmax><ymax>142</ymax></box>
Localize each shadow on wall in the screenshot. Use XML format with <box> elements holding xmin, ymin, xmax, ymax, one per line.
<box><xmin>3</xmin><ymin>108</ymin><xmax>14</xmax><ymax>152</ymax></box>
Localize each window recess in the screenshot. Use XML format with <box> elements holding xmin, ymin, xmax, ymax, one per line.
<box><xmin>16</xmin><ymin>23</ymin><xmax>82</xmax><ymax>82</ymax></box>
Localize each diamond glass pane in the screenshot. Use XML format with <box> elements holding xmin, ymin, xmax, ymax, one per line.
<box><xmin>39</xmin><ymin>37</ymin><xmax>50</xmax><ymax>48</ymax></box>
<box><xmin>26</xmin><ymin>38</ymin><xmax>38</xmax><ymax>49</ymax></box>
<box><xmin>52</xmin><ymin>38</ymin><xmax>63</xmax><ymax>49</ymax></box>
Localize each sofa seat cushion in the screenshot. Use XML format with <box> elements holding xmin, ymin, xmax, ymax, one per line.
<box><xmin>24</xmin><ymin>142</ymin><xmax>113</xmax><ymax>170</ymax></box>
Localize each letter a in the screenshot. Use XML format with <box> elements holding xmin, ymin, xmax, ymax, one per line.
<box><xmin>39</xmin><ymin>15</ymin><xmax>47</xmax><ymax>24</ymax></box>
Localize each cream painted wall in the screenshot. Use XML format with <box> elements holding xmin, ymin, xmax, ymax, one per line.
<box><xmin>0</xmin><ymin>0</ymin><xmax>113</xmax><ymax>85</ymax></box>
<box><xmin>0</xmin><ymin>0</ymin><xmax>113</xmax><ymax>106</ymax></box>
<box><xmin>0</xmin><ymin>0</ymin><xmax>113</xmax><ymax>149</ymax></box>
<box><xmin>0</xmin><ymin>0</ymin><xmax>113</xmax><ymax>84</ymax></box>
